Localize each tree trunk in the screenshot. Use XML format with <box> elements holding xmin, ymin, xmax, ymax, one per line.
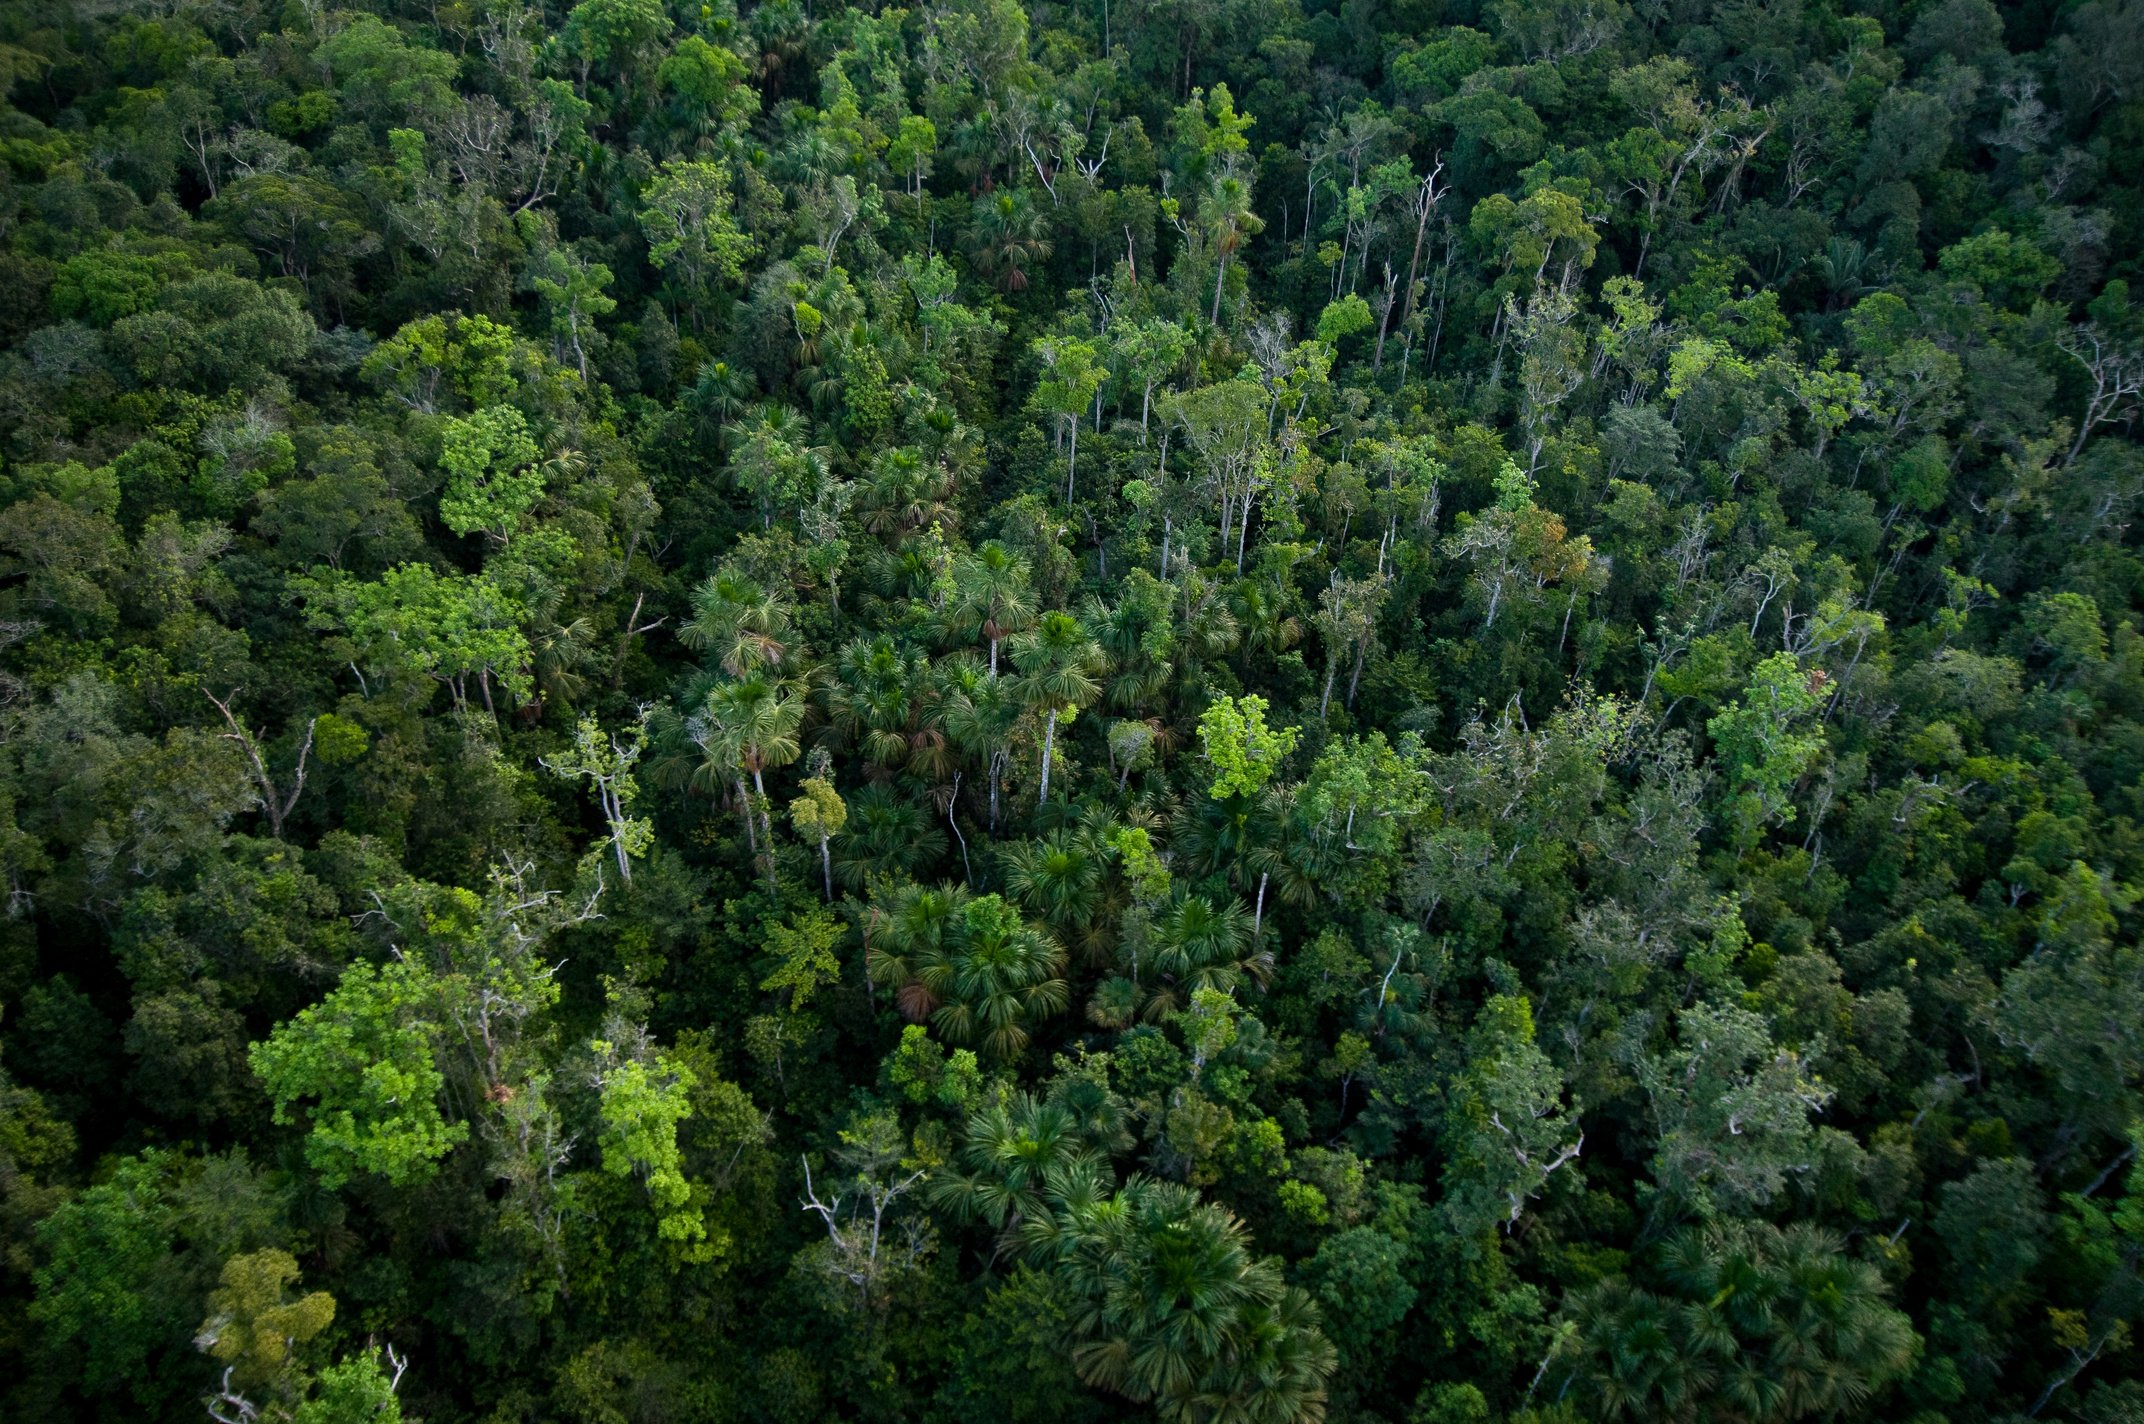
<box><xmin>1038</xmin><ymin>707</ymin><xmax>1059</xmax><ymax>805</ymax></box>
<box><xmin>735</xmin><ymin>775</ymin><xmax>759</xmax><ymax>854</ymax></box>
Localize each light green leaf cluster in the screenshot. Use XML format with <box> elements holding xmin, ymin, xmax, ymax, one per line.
<box><xmin>250</xmin><ymin>960</ymin><xmax>465</xmax><ymax>1190</ymax></box>
<box><xmin>439</xmin><ymin>405</ymin><xmax>544</xmax><ymax>541</ymax></box>
<box><xmin>1197</xmin><ymin>693</ymin><xmax>1299</xmax><ymax>800</ymax></box>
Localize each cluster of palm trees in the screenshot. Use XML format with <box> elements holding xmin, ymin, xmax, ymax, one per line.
<box><xmin>1555</xmin><ymin>1221</ymin><xmax>1919</xmax><ymax>1422</ymax></box>
<box><xmin>862</xmin><ymin>884</ymin><xmax>1069</xmax><ymax>1060</ymax></box>
<box><xmin>648</xmin><ymin>550</ymin><xmax>1364</xmax><ymax>1041</ymax></box>
<box><xmin>930</xmin><ymin>1093</ymin><xmax>1337</xmax><ymax>1424</ymax></box>
<box><xmin>654</xmin><ymin>552</ymin><xmax>1115</xmax><ymax>869</ymax></box>
<box><xmin>856</xmin><ymin>855</ymin><xmax>1279</xmax><ymax>1063</ymax></box>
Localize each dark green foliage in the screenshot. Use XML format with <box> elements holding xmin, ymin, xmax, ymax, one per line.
<box><xmin>1</xmin><ymin>0</ymin><xmax>2142</xmax><ymax>1420</ymax></box>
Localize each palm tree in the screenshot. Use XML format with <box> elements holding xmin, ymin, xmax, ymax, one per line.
<box><xmin>942</xmin><ymin>654</ymin><xmax>1020</xmax><ymax>834</ymax></box>
<box><xmin>915</xmin><ymin>892</ymin><xmax>1068</xmax><ymax>1061</ymax></box>
<box><xmin>1564</xmin><ymin>1277</ymin><xmax>1719</xmax><ymax>1422</ymax></box>
<box><xmin>691</xmin><ymin>673</ymin><xmax>804</xmax><ymax>886</ymax></box>
<box><xmin>1001</xmin><ymin>824</ymin><xmax>1120</xmax><ymax>966</ymax></box>
<box><xmin>1136</xmin><ymin>890</ymin><xmax>1267</xmax><ymax>1019</ymax></box>
<box><xmin>1050</xmin><ymin>1178</ymin><xmax>1335</xmax><ymax>1424</ymax></box>
<box><xmin>858</xmin><ymin>446</ymin><xmax>959</xmax><ymax>548</ymax></box>
<box><xmin>1083</xmin><ymin>572</ymin><xmax>1176</xmax><ymax>713</ymax></box>
<box><xmin>1558</xmin><ymin>1220</ymin><xmax>1918</xmax><ymax>1423</ymax></box>
<box><xmin>865</xmin><ymin>879</ymin><xmax>969</xmax><ymax>1019</ymax></box>
<box><xmin>724</xmin><ymin>401</ymin><xmax>830</xmax><ymax>528</ymax></box>
<box><xmin>832</xmin><ymin>784</ymin><xmax>945</xmax><ymax>894</ymax></box>
<box><xmin>968</xmin><ymin>189</ymin><xmax>1054</xmax><ymax>294</ymax></box>
<box><xmin>928</xmin><ymin>1092</ymin><xmax>1100</xmax><ymax>1236</ymax></box>
<box><xmin>1177</xmin><ymin>786</ymin><xmax>1316</xmax><ymax>938</ymax></box>
<box><xmin>679</xmin><ymin>567</ymin><xmax>796</xmax><ymax>676</ymax></box>
<box><xmin>1660</xmin><ymin>1222</ymin><xmax>1918</xmax><ymax>1423</ymax></box>
<box><xmin>681</xmin><ymin>694</ymin><xmax>760</xmax><ymax>859</ymax></box>
<box><xmin>946</xmin><ymin>541</ymin><xmax>1035</xmax><ymax>677</ymax></box>
<box><xmin>1204</xmin><ymin>172</ymin><xmax>1265</xmax><ymax>325</ymax></box>
<box><xmin>1011</xmin><ymin>611</ymin><xmax>1104</xmax><ymax>806</ymax></box>
<box><xmin>824</xmin><ymin>635</ymin><xmax>947</xmax><ymax>778</ymax></box>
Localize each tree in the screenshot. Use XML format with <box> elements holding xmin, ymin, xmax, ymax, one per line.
<box><xmin>1198</xmin><ymin>693</ymin><xmax>1298</xmax><ymax>800</ymax></box>
<box><xmin>1299</xmin><ymin>732</ymin><xmax>1428</xmax><ymax>862</ymax></box>
<box><xmin>249</xmin><ymin>960</ymin><xmax>466</xmax><ymax>1190</ymax></box>
<box><xmin>542</xmin><ymin>714</ymin><xmax>654</xmax><ymax>885</ymax></box>
<box><xmin>1011</xmin><ymin>611</ymin><xmax>1104</xmax><ymax>806</ymax></box>
<box><xmin>1707</xmin><ymin>653</ymin><xmax>1826</xmax><ymax>847</ymax></box>
<box><xmin>788</xmin><ymin>776</ymin><xmax>848</xmax><ymax>902</ymax></box>
<box><xmin>29</xmin><ymin>1151</ymin><xmax>184</xmax><ymax>1396</ymax></box>
<box><xmin>1441</xmin><ymin>461</ymin><xmax>1594</xmax><ymax>636</ymax></box>
<box><xmin>798</xmin><ymin>1108</ymin><xmax>935</xmax><ymax>1311</ymax></box>
<box><xmin>724</xmin><ymin>402</ymin><xmax>832</xmax><ymax>529</ymax></box>
<box><xmin>195</xmin><ymin>1249</ymin><xmax>336</xmax><ymax>1397</ymax></box>
<box><xmin>1995</xmin><ymin>862</ymin><xmax>2144</xmax><ymax>1144</ymax></box>
<box><xmin>1033</xmin><ymin>336</ymin><xmax>1111</xmax><ymax>503</ymax></box>
<box><xmin>639</xmin><ymin>159</ymin><xmax>754</xmax><ymax>316</ymax></box>
<box><xmin>1167</xmin><ymin>378</ymin><xmax>1270</xmax><ymax>572</ymax></box>
<box><xmin>1638</xmin><ymin>1000</ymin><xmax>1833</xmax><ymax>1219</ymax></box>
<box><xmin>1440</xmin><ymin>993</ymin><xmax>1582</xmax><ymax>1241</ymax></box>
<box><xmin>887</xmin><ymin>114</ymin><xmax>938</xmax><ymax>198</ymax></box>
<box><xmin>588</xmin><ymin>1036</ymin><xmax>707</xmax><ymax>1254</ymax></box>
<box><xmin>522</xmin><ymin>225</ymin><xmax>617</xmax><ymax>380</ymax></box>
<box><xmin>295</xmin><ymin>564</ymin><xmax>533</xmax><ymax>713</ymax></box>
<box><xmin>1108</xmin><ymin>317</ymin><xmax>1195</xmax><ymax>441</ymax></box>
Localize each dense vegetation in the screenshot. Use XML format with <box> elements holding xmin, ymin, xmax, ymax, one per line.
<box><xmin>1</xmin><ymin>0</ymin><xmax>2142</xmax><ymax>1418</ymax></box>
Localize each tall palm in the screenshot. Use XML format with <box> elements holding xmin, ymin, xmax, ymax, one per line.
<box><xmin>1660</xmin><ymin>1223</ymin><xmax>1919</xmax><ymax>1423</ymax></box>
<box><xmin>928</xmin><ymin>1092</ymin><xmax>1100</xmax><ymax>1234</ymax></box>
<box><xmin>693</xmin><ymin>674</ymin><xmax>804</xmax><ymax>884</ymax></box>
<box><xmin>832</xmin><ymin>785</ymin><xmax>945</xmax><ymax>895</ymax></box>
<box><xmin>724</xmin><ymin>401</ymin><xmax>830</xmax><ymax>528</ymax></box>
<box><xmin>1561</xmin><ymin>1221</ymin><xmax>1918</xmax><ymax>1424</ymax></box>
<box><xmin>681</xmin><ymin>685</ymin><xmax>759</xmax><ymax>858</ymax></box>
<box><xmin>824</xmin><ymin>635</ymin><xmax>942</xmax><ymax>777</ymax></box>
<box><xmin>679</xmin><ymin>568</ymin><xmax>795</xmax><ymax>676</ymax></box>
<box><xmin>1178</xmin><ymin>785</ymin><xmax>1317</xmax><ymax>936</ymax></box>
<box><xmin>946</xmin><ymin>541</ymin><xmax>1035</xmax><ymax>677</ymax></box>
<box><xmin>1084</xmin><ymin>572</ymin><xmax>1176</xmax><ymax>713</ymax></box>
<box><xmin>858</xmin><ymin>446</ymin><xmax>958</xmax><ymax>548</ymax></box>
<box><xmin>1204</xmin><ymin>172</ymin><xmax>1265</xmax><ymax>325</ymax></box>
<box><xmin>864</xmin><ymin>879</ymin><xmax>969</xmax><ymax>1019</ymax></box>
<box><xmin>942</xmin><ymin>654</ymin><xmax>1021</xmax><ymax>834</ymax></box>
<box><xmin>1051</xmin><ymin>1178</ymin><xmax>1335</xmax><ymax>1424</ymax></box>
<box><xmin>915</xmin><ymin>892</ymin><xmax>1068</xmax><ymax>1061</ymax></box>
<box><xmin>1137</xmin><ymin>890</ymin><xmax>1267</xmax><ymax>1019</ymax></box>
<box><xmin>1011</xmin><ymin>611</ymin><xmax>1104</xmax><ymax>807</ymax></box>
<box><xmin>968</xmin><ymin>189</ymin><xmax>1054</xmax><ymax>293</ymax></box>
<box><xmin>1565</xmin><ymin>1277</ymin><xmax>1720</xmax><ymax>1422</ymax></box>
<box><xmin>1001</xmin><ymin>825</ymin><xmax>1120</xmax><ymax>966</ymax></box>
